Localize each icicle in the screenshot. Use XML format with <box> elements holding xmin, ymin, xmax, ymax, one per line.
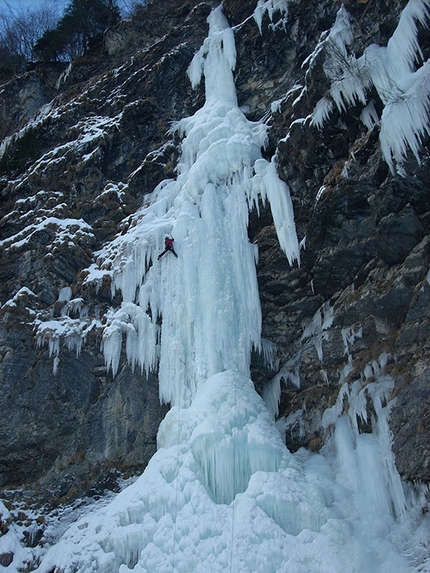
<box><xmin>312</xmin><ymin>0</ymin><xmax>430</xmax><ymax>173</ymax></box>
<box><xmin>253</xmin><ymin>0</ymin><xmax>289</xmax><ymax>34</ymax></box>
<box><xmin>73</xmin><ymin>4</ymin><xmax>300</xmax><ymax>405</ymax></box>
<box><xmin>301</xmin><ymin>301</ymin><xmax>334</xmax><ymax>361</ymax></box>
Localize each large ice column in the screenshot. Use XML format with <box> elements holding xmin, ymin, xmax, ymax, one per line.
<box><xmin>98</xmin><ymin>5</ymin><xmax>300</xmax><ymax>407</ymax></box>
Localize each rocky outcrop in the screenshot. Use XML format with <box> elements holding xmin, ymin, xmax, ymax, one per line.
<box><xmin>0</xmin><ymin>0</ymin><xmax>429</xmax><ymax>510</ymax></box>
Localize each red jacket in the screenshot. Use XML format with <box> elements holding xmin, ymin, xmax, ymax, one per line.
<box><xmin>165</xmin><ymin>237</ymin><xmax>174</xmax><ymax>247</ymax></box>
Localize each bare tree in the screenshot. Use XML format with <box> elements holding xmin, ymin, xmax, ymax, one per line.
<box><xmin>118</xmin><ymin>0</ymin><xmax>147</xmax><ymax>19</ymax></box>
<box><xmin>0</xmin><ymin>0</ymin><xmax>63</xmax><ymax>73</ymax></box>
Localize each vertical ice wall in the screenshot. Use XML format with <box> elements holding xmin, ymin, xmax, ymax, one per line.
<box><xmin>91</xmin><ymin>5</ymin><xmax>300</xmax><ymax>407</ymax></box>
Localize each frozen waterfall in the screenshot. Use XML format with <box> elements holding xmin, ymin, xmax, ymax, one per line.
<box><xmin>35</xmin><ymin>5</ymin><xmax>429</xmax><ymax>573</ymax></box>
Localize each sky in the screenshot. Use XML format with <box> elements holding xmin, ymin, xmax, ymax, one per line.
<box><xmin>0</xmin><ymin>0</ymin><xmax>132</xmax><ymax>17</ymax></box>
<box><xmin>0</xmin><ymin>0</ymin><xmax>68</xmax><ymax>12</ymax></box>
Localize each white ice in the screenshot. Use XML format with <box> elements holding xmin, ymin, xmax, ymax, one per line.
<box><xmin>34</xmin><ymin>367</ymin><xmax>429</xmax><ymax>573</ymax></box>
<box><xmin>311</xmin><ymin>0</ymin><xmax>430</xmax><ymax>173</ymax></box>
<box><xmin>28</xmin><ymin>5</ymin><xmax>430</xmax><ymax>573</ymax></box>
<box><xmin>84</xmin><ymin>5</ymin><xmax>300</xmax><ymax>407</ymax></box>
<box><xmin>253</xmin><ymin>0</ymin><xmax>289</xmax><ymax>34</ymax></box>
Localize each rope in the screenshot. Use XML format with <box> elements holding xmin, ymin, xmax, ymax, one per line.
<box><xmin>171</xmin><ymin>371</ymin><xmax>182</xmax><ymax>573</ymax></box>
<box><xmin>229</xmin><ymin>366</ymin><xmax>237</xmax><ymax>573</ymax></box>
<box><xmin>170</xmin><ymin>297</ymin><xmax>240</xmax><ymax>573</ymax></box>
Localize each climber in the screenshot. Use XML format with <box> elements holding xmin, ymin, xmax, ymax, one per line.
<box><xmin>158</xmin><ymin>236</ymin><xmax>178</xmax><ymax>260</ymax></box>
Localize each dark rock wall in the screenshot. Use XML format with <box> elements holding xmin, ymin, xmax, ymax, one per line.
<box><xmin>237</xmin><ymin>0</ymin><xmax>430</xmax><ymax>482</ymax></box>
<box><xmin>0</xmin><ymin>0</ymin><xmax>429</xmax><ymax>502</ymax></box>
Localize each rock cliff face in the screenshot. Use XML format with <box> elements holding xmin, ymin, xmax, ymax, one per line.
<box><xmin>0</xmin><ymin>0</ymin><xmax>429</xmax><ymax>511</ymax></box>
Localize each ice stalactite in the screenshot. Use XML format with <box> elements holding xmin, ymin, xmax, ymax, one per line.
<box><xmin>310</xmin><ymin>0</ymin><xmax>430</xmax><ymax>174</ymax></box>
